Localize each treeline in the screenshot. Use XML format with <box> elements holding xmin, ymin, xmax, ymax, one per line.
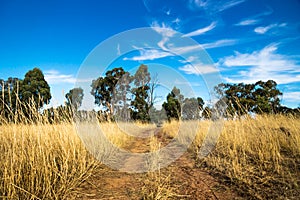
<box><xmin>1</xmin><ymin>66</ymin><xmax>299</xmax><ymax>124</ymax></box>
<box><xmin>0</xmin><ymin>68</ymin><xmax>51</xmax><ymax>123</ymax></box>
<box><xmin>214</xmin><ymin>80</ymin><xmax>300</xmax><ymax>117</ymax></box>
<box><xmin>89</xmin><ymin>65</ymin><xmax>205</xmax><ymax>123</ymax></box>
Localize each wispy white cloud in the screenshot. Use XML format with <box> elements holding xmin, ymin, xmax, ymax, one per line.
<box><xmin>235</xmin><ymin>8</ymin><xmax>273</xmax><ymax>26</ymax></box>
<box><xmin>151</xmin><ymin>21</ymin><xmax>177</xmax><ymax>51</ymax></box>
<box><xmin>179</xmin><ymin>54</ymin><xmax>219</xmax><ymax>75</ymax></box>
<box><xmin>283</xmin><ymin>92</ymin><xmax>300</xmax><ymax>102</ymax></box>
<box><xmin>44</xmin><ymin>70</ymin><xmax>93</xmax><ymax>85</ymax></box>
<box><xmin>217</xmin><ymin>0</ymin><xmax>246</xmax><ymax>12</ymax></box>
<box><xmin>44</xmin><ymin>70</ymin><xmax>76</xmax><ymax>84</ymax></box>
<box><xmin>123</xmin><ymin>49</ymin><xmax>172</xmax><ymax>61</ymax></box>
<box><xmin>191</xmin><ymin>0</ymin><xmax>208</xmax><ymax>8</ymax></box>
<box><xmin>123</xmin><ymin>20</ymin><xmax>234</xmax><ymax>62</ymax></box>
<box><xmin>179</xmin><ymin>63</ymin><xmax>218</xmax><ymax>75</ymax></box>
<box><xmin>179</xmin><ymin>56</ymin><xmax>198</xmax><ymax>64</ymax></box>
<box><xmin>172</xmin><ymin>18</ymin><xmax>180</xmax><ymax>25</ymax></box>
<box><xmin>165</xmin><ymin>9</ymin><xmax>171</xmax><ymax>16</ymax></box>
<box><xmin>202</xmin><ymin>39</ymin><xmax>237</xmax><ymax>49</ymax></box>
<box><xmin>219</xmin><ymin>43</ymin><xmax>300</xmax><ymax>84</ymax></box>
<box><xmin>189</xmin><ymin>0</ymin><xmax>246</xmax><ymax>12</ymax></box>
<box><xmin>123</xmin><ymin>38</ymin><xmax>237</xmax><ymax>62</ymax></box>
<box><xmin>254</xmin><ymin>23</ymin><xmax>287</xmax><ymax>34</ymax></box>
<box><xmin>235</xmin><ymin>19</ymin><xmax>259</xmax><ymax>26</ymax></box>
<box><xmin>123</xmin><ymin>19</ymin><xmax>237</xmax><ymax>62</ymax></box>
<box><xmin>183</xmin><ymin>21</ymin><xmax>217</xmax><ymax>37</ymax></box>
<box><xmin>151</xmin><ymin>21</ymin><xmax>176</xmax><ymax>38</ymax></box>
<box><xmin>122</xmin><ymin>22</ymin><xmax>177</xmax><ymax>61</ymax></box>
<box><xmin>174</xmin><ymin>39</ymin><xmax>237</xmax><ymax>53</ymax></box>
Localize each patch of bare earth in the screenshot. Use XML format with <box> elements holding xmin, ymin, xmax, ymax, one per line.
<box><xmin>75</xmin><ymin>128</ymin><xmax>241</xmax><ymax>199</ymax></box>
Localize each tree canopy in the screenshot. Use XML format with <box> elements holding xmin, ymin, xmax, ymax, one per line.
<box><xmin>130</xmin><ymin>64</ymin><xmax>151</xmax><ymax>122</ymax></box>
<box><xmin>65</xmin><ymin>87</ymin><xmax>84</xmax><ymax>111</ymax></box>
<box><xmin>162</xmin><ymin>87</ymin><xmax>182</xmax><ymax>121</ymax></box>
<box><xmin>1</xmin><ymin>68</ymin><xmax>51</xmax><ymax>111</ymax></box>
<box><xmin>215</xmin><ymin>80</ymin><xmax>282</xmax><ymax>117</ymax></box>
<box><xmin>1</xmin><ymin>65</ymin><xmax>298</xmax><ymax>123</ymax></box>
<box><xmin>19</xmin><ymin>68</ymin><xmax>51</xmax><ymax>109</ymax></box>
<box><xmin>90</xmin><ymin>67</ymin><xmax>127</xmax><ymax>119</ymax></box>
<box><xmin>182</xmin><ymin>97</ymin><xmax>204</xmax><ymax>120</ymax></box>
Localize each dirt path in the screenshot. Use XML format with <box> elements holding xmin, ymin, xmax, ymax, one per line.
<box><xmin>75</xmin><ymin>128</ymin><xmax>241</xmax><ymax>199</ymax></box>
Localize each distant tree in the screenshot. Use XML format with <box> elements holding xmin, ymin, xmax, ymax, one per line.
<box><xmin>277</xmin><ymin>106</ymin><xmax>300</xmax><ymax>117</ymax></box>
<box><xmin>162</xmin><ymin>86</ymin><xmax>183</xmax><ymax>121</ymax></box>
<box><xmin>148</xmin><ymin>73</ymin><xmax>159</xmax><ymax>109</ymax></box>
<box><xmin>65</xmin><ymin>87</ymin><xmax>84</xmax><ymax>111</ymax></box>
<box><xmin>202</xmin><ymin>106</ymin><xmax>212</xmax><ymax>119</ymax></box>
<box><xmin>252</xmin><ymin>80</ymin><xmax>282</xmax><ymax>114</ymax></box>
<box><xmin>0</xmin><ymin>77</ymin><xmax>20</xmax><ymax>105</ymax></box>
<box><xmin>133</xmin><ymin>64</ymin><xmax>150</xmax><ymax>87</ymax></box>
<box><xmin>0</xmin><ymin>77</ymin><xmax>21</xmax><ymax>118</ymax></box>
<box><xmin>182</xmin><ymin>97</ymin><xmax>204</xmax><ymax>120</ymax></box>
<box><xmin>114</xmin><ymin>71</ymin><xmax>132</xmax><ymax>120</ymax></box>
<box><xmin>18</xmin><ymin>68</ymin><xmax>51</xmax><ymax>110</ymax></box>
<box><xmin>149</xmin><ymin>107</ymin><xmax>167</xmax><ymax>124</ymax></box>
<box><xmin>130</xmin><ymin>85</ymin><xmax>150</xmax><ymax>122</ymax></box>
<box><xmin>215</xmin><ymin>82</ymin><xmax>254</xmax><ymax>116</ymax></box>
<box><xmin>215</xmin><ymin>80</ymin><xmax>282</xmax><ymax>116</ymax></box>
<box><xmin>91</xmin><ymin>67</ymin><xmax>128</xmax><ymax>120</ymax></box>
<box><xmin>130</xmin><ymin>64</ymin><xmax>151</xmax><ymax>122</ymax></box>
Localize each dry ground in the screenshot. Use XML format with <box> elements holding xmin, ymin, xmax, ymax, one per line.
<box><xmin>76</xmin><ymin>127</ymin><xmax>241</xmax><ymax>199</ymax></box>
<box><xmin>1</xmin><ymin>115</ymin><xmax>298</xmax><ymax>199</ymax></box>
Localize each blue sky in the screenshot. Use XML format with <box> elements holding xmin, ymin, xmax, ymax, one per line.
<box><xmin>0</xmin><ymin>0</ymin><xmax>300</xmax><ymax>108</ymax></box>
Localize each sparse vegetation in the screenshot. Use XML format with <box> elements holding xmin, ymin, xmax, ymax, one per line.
<box><xmin>1</xmin><ymin>67</ymin><xmax>299</xmax><ymax>199</ymax></box>
<box><xmin>0</xmin><ymin>121</ymin><xmax>97</xmax><ymax>199</ymax></box>
<box><xmin>1</xmin><ymin>105</ymin><xmax>299</xmax><ymax>199</ymax></box>
<box><xmin>161</xmin><ymin>115</ymin><xmax>300</xmax><ymax>199</ymax></box>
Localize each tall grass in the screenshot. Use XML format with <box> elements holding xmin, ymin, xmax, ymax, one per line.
<box><xmin>162</xmin><ymin>115</ymin><xmax>300</xmax><ymax>199</ymax></box>
<box><xmin>0</xmin><ymin>91</ymin><xmax>100</xmax><ymax>199</ymax></box>
<box><xmin>1</xmin><ymin>90</ymin><xmax>299</xmax><ymax>199</ymax></box>
<box><xmin>0</xmin><ymin>122</ymin><xmax>98</xmax><ymax>199</ymax></box>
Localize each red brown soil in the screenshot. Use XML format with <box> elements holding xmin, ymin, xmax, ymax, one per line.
<box><xmin>75</xmin><ymin>128</ymin><xmax>241</xmax><ymax>199</ymax></box>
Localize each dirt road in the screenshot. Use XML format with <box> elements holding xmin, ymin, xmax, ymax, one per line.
<box><xmin>75</xmin><ymin>127</ymin><xmax>241</xmax><ymax>199</ymax></box>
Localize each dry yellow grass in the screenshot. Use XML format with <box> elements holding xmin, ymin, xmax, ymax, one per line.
<box><xmin>1</xmin><ymin>98</ymin><xmax>299</xmax><ymax>199</ymax></box>
<box><xmin>0</xmin><ymin>123</ymin><xmax>98</xmax><ymax>199</ymax></box>
<box><xmin>140</xmin><ymin>135</ymin><xmax>180</xmax><ymax>200</ymax></box>
<box><xmin>161</xmin><ymin>115</ymin><xmax>300</xmax><ymax>199</ymax></box>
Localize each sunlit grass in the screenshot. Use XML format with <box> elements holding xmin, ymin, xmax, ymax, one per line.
<box><xmin>1</xmin><ymin>97</ymin><xmax>299</xmax><ymax>199</ymax></box>
<box><xmin>0</xmin><ymin>123</ymin><xmax>97</xmax><ymax>199</ymax></box>
<box><xmin>161</xmin><ymin>115</ymin><xmax>300</xmax><ymax>199</ymax></box>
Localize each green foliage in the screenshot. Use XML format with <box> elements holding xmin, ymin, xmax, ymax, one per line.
<box><xmin>133</xmin><ymin>64</ymin><xmax>150</xmax><ymax>87</ymax></box>
<box><xmin>277</xmin><ymin>106</ymin><xmax>300</xmax><ymax>117</ymax></box>
<box><xmin>215</xmin><ymin>80</ymin><xmax>282</xmax><ymax>116</ymax></box>
<box><xmin>252</xmin><ymin>80</ymin><xmax>282</xmax><ymax>113</ymax></box>
<box><xmin>43</xmin><ymin>105</ymin><xmax>73</xmax><ymax>124</ymax></box>
<box><xmin>130</xmin><ymin>64</ymin><xmax>151</xmax><ymax>122</ymax></box>
<box><xmin>91</xmin><ymin>67</ymin><xmax>128</xmax><ymax>119</ymax></box>
<box><xmin>0</xmin><ymin>77</ymin><xmax>21</xmax><ymax>120</ymax></box>
<box><xmin>182</xmin><ymin>97</ymin><xmax>204</xmax><ymax>120</ymax></box>
<box><xmin>202</xmin><ymin>106</ymin><xmax>212</xmax><ymax>119</ymax></box>
<box><xmin>19</xmin><ymin>68</ymin><xmax>51</xmax><ymax>109</ymax></box>
<box><xmin>162</xmin><ymin>87</ymin><xmax>182</xmax><ymax>121</ymax></box>
<box><xmin>0</xmin><ymin>77</ymin><xmax>20</xmax><ymax>105</ymax></box>
<box><xmin>149</xmin><ymin>107</ymin><xmax>167</xmax><ymax>124</ymax></box>
<box><xmin>0</xmin><ymin>68</ymin><xmax>51</xmax><ymax>121</ymax></box>
<box><xmin>65</xmin><ymin>87</ymin><xmax>84</xmax><ymax>111</ymax></box>
<box><xmin>130</xmin><ymin>86</ymin><xmax>150</xmax><ymax>122</ymax></box>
